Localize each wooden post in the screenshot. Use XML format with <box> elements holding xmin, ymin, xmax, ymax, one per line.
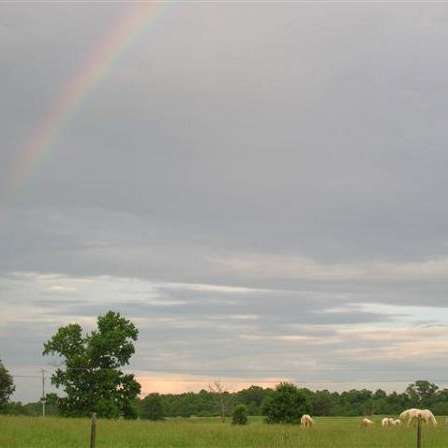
<box><xmin>417</xmin><ymin>416</ymin><xmax>422</xmax><ymax>448</ymax></box>
<box><xmin>90</xmin><ymin>413</ymin><xmax>97</xmax><ymax>448</ymax></box>
<box><xmin>41</xmin><ymin>369</ymin><xmax>46</xmax><ymax>417</ymax></box>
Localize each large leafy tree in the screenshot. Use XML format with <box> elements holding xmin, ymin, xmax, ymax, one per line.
<box><xmin>43</xmin><ymin>311</ymin><xmax>141</xmax><ymax>418</ymax></box>
<box><xmin>0</xmin><ymin>359</ymin><xmax>15</xmax><ymax>409</ymax></box>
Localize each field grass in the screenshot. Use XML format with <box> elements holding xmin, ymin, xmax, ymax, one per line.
<box><xmin>0</xmin><ymin>415</ymin><xmax>446</xmax><ymax>448</ymax></box>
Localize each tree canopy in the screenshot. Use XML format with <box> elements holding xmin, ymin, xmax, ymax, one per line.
<box><xmin>262</xmin><ymin>382</ymin><xmax>311</xmax><ymax>424</ymax></box>
<box><xmin>0</xmin><ymin>359</ymin><xmax>15</xmax><ymax>410</ymax></box>
<box><xmin>141</xmin><ymin>393</ymin><xmax>164</xmax><ymax>420</ymax></box>
<box><xmin>43</xmin><ymin>311</ymin><xmax>141</xmax><ymax>418</ymax></box>
<box><xmin>406</xmin><ymin>380</ymin><xmax>439</xmax><ymax>408</ymax></box>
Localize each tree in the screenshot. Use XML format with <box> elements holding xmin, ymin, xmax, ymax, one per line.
<box><xmin>141</xmin><ymin>393</ymin><xmax>164</xmax><ymax>420</ymax></box>
<box><xmin>312</xmin><ymin>390</ymin><xmax>333</xmax><ymax>416</ymax></box>
<box><xmin>406</xmin><ymin>380</ymin><xmax>439</xmax><ymax>407</ymax></box>
<box><xmin>374</xmin><ymin>389</ymin><xmax>387</xmax><ymax>400</ymax></box>
<box><xmin>43</xmin><ymin>311</ymin><xmax>141</xmax><ymax>418</ymax></box>
<box><xmin>262</xmin><ymin>382</ymin><xmax>311</xmax><ymax>424</ymax></box>
<box><xmin>432</xmin><ymin>389</ymin><xmax>448</xmax><ymax>415</ymax></box>
<box><xmin>232</xmin><ymin>404</ymin><xmax>248</xmax><ymax>425</ymax></box>
<box><xmin>208</xmin><ymin>381</ymin><xmax>228</xmax><ymax>422</ymax></box>
<box><xmin>236</xmin><ymin>385</ymin><xmax>268</xmax><ymax>415</ymax></box>
<box><xmin>0</xmin><ymin>359</ymin><xmax>15</xmax><ymax>410</ymax></box>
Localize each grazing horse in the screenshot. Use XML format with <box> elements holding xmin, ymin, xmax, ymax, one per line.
<box><xmin>361</xmin><ymin>418</ymin><xmax>374</xmax><ymax>428</ymax></box>
<box><xmin>301</xmin><ymin>414</ymin><xmax>314</xmax><ymax>427</ymax></box>
<box><xmin>400</xmin><ymin>409</ymin><xmax>437</xmax><ymax>426</ymax></box>
<box><xmin>382</xmin><ymin>417</ymin><xmax>394</xmax><ymax>428</ymax></box>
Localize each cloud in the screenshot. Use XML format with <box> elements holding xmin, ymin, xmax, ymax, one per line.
<box><xmin>2</xmin><ymin>4</ymin><xmax>448</xmax><ymax>401</ymax></box>
<box><xmin>211</xmin><ymin>253</ymin><xmax>448</xmax><ymax>282</ymax></box>
<box><xmin>3</xmin><ymin>271</ymin><xmax>448</xmax><ymax>402</ymax></box>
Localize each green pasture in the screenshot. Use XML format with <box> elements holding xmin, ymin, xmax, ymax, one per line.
<box><xmin>0</xmin><ymin>415</ymin><xmax>446</xmax><ymax>448</ymax></box>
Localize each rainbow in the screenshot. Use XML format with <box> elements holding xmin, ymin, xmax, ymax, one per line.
<box><xmin>4</xmin><ymin>2</ymin><xmax>164</xmax><ymax>197</ymax></box>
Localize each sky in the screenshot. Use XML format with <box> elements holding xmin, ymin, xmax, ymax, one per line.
<box><xmin>1</xmin><ymin>2</ymin><xmax>448</xmax><ymax>403</ymax></box>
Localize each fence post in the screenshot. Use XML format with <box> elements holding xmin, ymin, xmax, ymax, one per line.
<box><xmin>90</xmin><ymin>413</ymin><xmax>97</xmax><ymax>448</ymax></box>
<box><xmin>417</xmin><ymin>416</ymin><xmax>422</xmax><ymax>448</ymax></box>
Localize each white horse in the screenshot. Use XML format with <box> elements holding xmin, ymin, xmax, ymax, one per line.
<box><xmin>361</xmin><ymin>418</ymin><xmax>374</xmax><ymax>428</ymax></box>
<box><xmin>400</xmin><ymin>408</ymin><xmax>437</xmax><ymax>426</ymax></box>
<box><xmin>301</xmin><ymin>414</ymin><xmax>314</xmax><ymax>427</ymax></box>
<box><xmin>382</xmin><ymin>417</ymin><xmax>394</xmax><ymax>428</ymax></box>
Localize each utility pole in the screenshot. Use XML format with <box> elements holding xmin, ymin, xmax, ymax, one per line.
<box><xmin>41</xmin><ymin>369</ymin><xmax>46</xmax><ymax>417</ymax></box>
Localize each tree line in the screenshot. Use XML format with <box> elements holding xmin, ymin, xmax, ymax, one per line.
<box><xmin>1</xmin><ymin>311</ymin><xmax>447</xmax><ymax>420</ymax></box>
<box><xmin>117</xmin><ymin>380</ymin><xmax>448</xmax><ymax>420</ymax></box>
<box><xmin>2</xmin><ymin>378</ymin><xmax>448</xmax><ymax>420</ymax></box>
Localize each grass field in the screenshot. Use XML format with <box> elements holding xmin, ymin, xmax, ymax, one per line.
<box><xmin>0</xmin><ymin>415</ymin><xmax>445</xmax><ymax>448</ymax></box>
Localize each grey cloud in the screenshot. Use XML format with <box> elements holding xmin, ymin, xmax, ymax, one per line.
<box><xmin>2</xmin><ymin>272</ymin><xmax>443</xmax><ymax>401</ymax></box>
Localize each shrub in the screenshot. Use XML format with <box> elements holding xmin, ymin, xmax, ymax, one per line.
<box><xmin>262</xmin><ymin>382</ymin><xmax>311</xmax><ymax>424</ymax></box>
<box><xmin>232</xmin><ymin>404</ymin><xmax>248</xmax><ymax>425</ymax></box>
